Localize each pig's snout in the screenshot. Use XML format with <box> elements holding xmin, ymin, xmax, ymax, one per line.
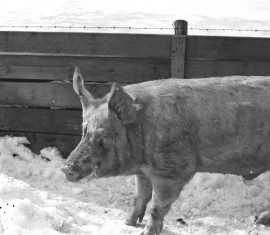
<box><xmin>61</xmin><ymin>164</ymin><xmax>81</xmax><ymax>182</ymax></box>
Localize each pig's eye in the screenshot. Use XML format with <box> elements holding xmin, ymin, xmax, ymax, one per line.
<box><xmin>82</xmin><ymin>157</ymin><xmax>91</xmax><ymax>164</ymax></box>
<box><xmin>98</xmin><ymin>139</ymin><xmax>105</xmax><ymax>148</ymax></box>
<box><xmin>98</xmin><ymin>137</ymin><xmax>108</xmax><ymax>149</ymax></box>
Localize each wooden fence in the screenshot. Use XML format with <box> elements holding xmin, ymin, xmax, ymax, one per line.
<box><xmin>1</xmin><ymin>20</ymin><xmax>270</xmax><ymax>157</ymax></box>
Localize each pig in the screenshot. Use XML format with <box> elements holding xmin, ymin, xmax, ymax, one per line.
<box><xmin>61</xmin><ymin>66</ymin><xmax>270</xmax><ymax>235</ymax></box>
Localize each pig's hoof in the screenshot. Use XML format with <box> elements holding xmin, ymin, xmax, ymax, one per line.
<box><xmin>140</xmin><ymin>229</ymin><xmax>153</xmax><ymax>235</ymax></box>
<box><xmin>125</xmin><ymin>218</ymin><xmax>137</xmax><ymax>227</ymax></box>
<box><xmin>140</xmin><ymin>229</ymin><xmax>160</xmax><ymax>235</ymax></box>
<box><xmin>256</xmin><ymin>211</ymin><xmax>270</xmax><ymax>226</ymax></box>
<box><xmin>140</xmin><ymin>225</ymin><xmax>162</xmax><ymax>235</ymax></box>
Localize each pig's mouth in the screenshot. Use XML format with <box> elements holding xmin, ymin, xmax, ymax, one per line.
<box><xmin>61</xmin><ymin>164</ymin><xmax>100</xmax><ymax>183</ymax></box>
<box><xmin>61</xmin><ymin>167</ymin><xmax>83</xmax><ymax>182</ymax></box>
<box><xmin>82</xmin><ymin>165</ymin><xmax>101</xmax><ymax>182</ymax></box>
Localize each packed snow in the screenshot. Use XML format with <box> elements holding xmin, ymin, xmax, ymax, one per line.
<box><xmin>1</xmin><ymin>136</ymin><xmax>270</xmax><ymax>234</ymax></box>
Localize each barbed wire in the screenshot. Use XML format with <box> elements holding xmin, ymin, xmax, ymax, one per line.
<box><xmin>0</xmin><ymin>25</ymin><xmax>173</xmax><ymax>30</ymax></box>
<box><xmin>0</xmin><ymin>25</ymin><xmax>270</xmax><ymax>33</ymax></box>
<box><xmin>190</xmin><ymin>27</ymin><xmax>270</xmax><ymax>32</ymax></box>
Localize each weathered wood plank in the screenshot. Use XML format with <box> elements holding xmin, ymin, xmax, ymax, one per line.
<box><xmin>186</xmin><ymin>36</ymin><xmax>270</xmax><ymax>61</ymax></box>
<box><xmin>0</xmin><ymin>107</ymin><xmax>82</xmax><ymax>135</ymax></box>
<box><xmin>0</xmin><ymin>54</ymin><xmax>170</xmax><ymax>82</ymax></box>
<box><xmin>0</xmin><ymin>64</ymin><xmax>72</xmax><ymax>80</ymax></box>
<box><xmin>0</xmin><ymin>82</ymin><xmax>111</xmax><ymax>108</ymax></box>
<box><xmin>0</xmin><ymin>131</ymin><xmax>81</xmax><ymax>157</ymax></box>
<box><xmin>171</xmin><ymin>36</ymin><xmax>186</xmax><ymax>78</ymax></box>
<box><xmin>0</xmin><ymin>31</ymin><xmax>172</xmax><ymax>57</ymax></box>
<box><xmin>185</xmin><ymin>59</ymin><xmax>270</xmax><ymax>78</ymax></box>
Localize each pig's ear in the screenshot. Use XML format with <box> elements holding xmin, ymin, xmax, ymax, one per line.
<box><xmin>108</xmin><ymin>84</ymin><xmax>141</xmax><ymax>125</ymax></box>
<box><xmin>73</xmin><ymin>66</ymin><xmax>94</xmax><ymax>111</ymax></box>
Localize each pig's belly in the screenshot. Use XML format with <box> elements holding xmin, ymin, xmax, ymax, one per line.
<box><xmin>198</xmin><ymin>136</ymin><xmax>270</xmax><ymax>180</ymax></box>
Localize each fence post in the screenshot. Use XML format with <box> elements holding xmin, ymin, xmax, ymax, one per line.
<box><xmin>171</xmin><ymin>20</ymin><xmax>188</xmax><ymax>78</ymax></box>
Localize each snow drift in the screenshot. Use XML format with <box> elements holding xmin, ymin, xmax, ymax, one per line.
<box><xmin>0</xmin><ymin>135</ymin><xmax>270</xmax><ymax>234</ymax></box>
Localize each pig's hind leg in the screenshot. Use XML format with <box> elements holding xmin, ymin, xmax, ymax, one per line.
<box><xmin>126</xmin><ymin>174</ymin><xmax>152</xmax><ymax>226</ymax></box>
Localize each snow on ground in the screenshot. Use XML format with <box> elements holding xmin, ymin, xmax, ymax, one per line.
<box><xmin>1</xmin><ymin>136</ymin><xmax>270</xmax><ymax>234</ymax></box>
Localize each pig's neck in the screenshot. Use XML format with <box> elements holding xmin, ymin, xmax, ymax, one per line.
<box><xmin>117</xmin><ymin>122</ymin><xmax>145</xmax><ymax>176</ymax></box>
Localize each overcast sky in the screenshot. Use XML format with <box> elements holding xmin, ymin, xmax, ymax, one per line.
<box><xmin>0</xmin><ymin>0</ymin><xmax>269</xmax><ymax>36</ymax></box>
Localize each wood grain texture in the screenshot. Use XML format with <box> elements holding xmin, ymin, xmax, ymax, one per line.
<box><xmin>186</xmin><ymin>36</ymin><xmax>270</xmax><ymax>61</ymax></box>
<box><xmin>185</xmin><ymin>59</ymin><xmax>270</xmax><ymax>78</ymax></box>
<box><xmin>0</xmin><ymin>53</ymin><xmax>170</xmax><ymax>83</ymax></box>
<box><xmin>0</xmin><ymin>82</ymin><xmax>111</xmax><ymax>108</ymax></box>
<box><xmin>171</xmin><ymin>36</ymin><xmax>186</xmax><ymax>78</ymax></box>
<box><xmin>173</xmin><ymin>20</ymin><xmax>188</xmax><ymax>35</ymax></box>
<box><xmin>0</xmin><ymin>107</ymin><xmax>82</xmax><ymax>135</ymax></box>
<box><xmin>0</xmin><ymin>64</ymin><xmax>72</xmax><ymax>80</ymax></box>
<box><xmin>0</xmin><ymin>131</ymin><xmax>81</xmax><ymax>157</ymax></box>
<box><xmin>0</xmin><ymin>31</ymin><xmax>172</xmax><ymax>57</ymax></box>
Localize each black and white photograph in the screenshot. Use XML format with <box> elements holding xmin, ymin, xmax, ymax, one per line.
<box><xmin>1</xmin><ymin>0</ymin><xmax>270</xmax><ymax>234</ymax></box>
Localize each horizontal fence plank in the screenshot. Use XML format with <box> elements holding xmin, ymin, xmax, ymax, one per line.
<box><xmin>0</xmin><ymin>82</ymin><xmax>111</xmax><ymax>108</ymax></box>
<box><xmin>186</xmin><ymin>36</ymin><xmax>270</xmax><ymax>61</ymax></box>
<box><xmin>0</xmin><ymin>107</ymin><xmax>82</xmax><ymax>135</ymax></box>
<box><xmin>185</xmin><ymin>59</ymin><xmax>270</xmax><ymax>78</ymax></box>
<box><xmin>0</xmin><ymin>64</ymin><xmax>72</xmax><ymax>80</ymax></box>
<box><xmin>0</xmin><ymin>52</ymin><xmax>169</xmax><ymax>59</ymax></box>
<box><xmin>0</xmin><ymin>54</ymin><xmax>170</xmax><ymax>83</ymax></box>
<box><xmin>0</xmin><ymin>31</ymin><xmax>172</xmax><ymax>58</ymax></box>
<box><xmin>0</xmin><ymin>131</ymin><xmax>81</xmax><ymax>157</ymax></box>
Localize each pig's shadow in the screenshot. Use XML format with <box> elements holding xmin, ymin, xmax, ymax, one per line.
<box><xmin>136</xmin><ymin>224</ymin><xmax>181</xmax><ymax>235</ymax></box>
<box><xmin>161</xmin><ymin>230</ymin><xmax>180</xmax><ymax>235</ymax></box>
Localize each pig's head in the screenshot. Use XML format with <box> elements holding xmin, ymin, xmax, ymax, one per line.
<box><xmin>61</xmin><ymin>66</ymin><xmax>142</xmax><ymax>182</ymax></box>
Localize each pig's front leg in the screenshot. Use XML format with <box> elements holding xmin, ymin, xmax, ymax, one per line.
<box><xmin>126</xmin><ymin>174</ymin><xmax>152</xmax><ymax>226</ymax></box>
<box><xmin>141</xmin><ymin>178</ymin><xmax>185</xmax><ymax>235</ymax></box>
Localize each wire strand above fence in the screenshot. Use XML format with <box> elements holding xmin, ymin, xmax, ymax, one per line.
<box><xmin>0</xmin><ymin>25</ymin><xmax>270</xmax><ymax>33</ymax></box>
